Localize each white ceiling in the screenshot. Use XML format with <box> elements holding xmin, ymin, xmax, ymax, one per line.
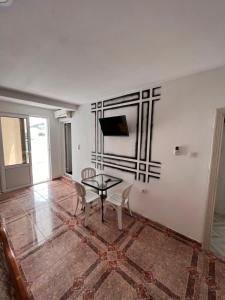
<box><xmin>0</xmin><ymin>0</ymin><xmax>225</xmax><ymax>105</ymax></box>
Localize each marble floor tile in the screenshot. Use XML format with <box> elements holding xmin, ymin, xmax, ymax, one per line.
<box><xmin>56</xmin><ymin>194</ymin><xmax>81</xmax><ymax>217</ymax></box>
<box><xmin>29</xmin><ymin>205</ymin><xmax>64</xmax><ymax>239</ymax></box>
<box><xmin>94</xmin><ymin>270</ymin><xmax>138</xmax><ymax>300</ymax></box>
<box><xmin>0</xmin><ymin>199</ymin><xmax>25</xmax><ymax>221</ymax></box>
<box><xmin>0</xmin><ymin>179</ymin><xmax>225</xmax><ymax>299</ymax></box>
<box><xmin>82</xmin><ymin>206</ymin><xmax>134</xmax><ymax>246</ymax></box>
<box><xmin>6</xmin><ymin>215</ymin><xmax>45</xmax><ymax>255</ymax></box>
<box><xmin>18</xmin><ymin>192</ymin><xmax>49</xmax><ymax>212</ymax></box>
<box><xmin>125</xmin><ymin>225</ymin><xmax>166</xmax><ymax>270</ymax></box>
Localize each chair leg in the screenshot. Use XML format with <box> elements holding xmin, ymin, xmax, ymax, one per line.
<box><xmin>127</xmin><ymin>200</ymin><xmax>132</xmax><ymax>216</ymax></box>
<box><xmin>104</xmin><ymin>204</ymin><xmax>107</xmax><ymax>217</ymax></box>
<box><xmin>85</xmin><ymin>204</ymin><xmax>90</xmax><ymax>227</ymax></box>
<box><xmin>117</xmin><ymin>207</ymin><xmax>123</xmax><ymax>230</ymax></box>
<box><xmin>74</xmin><ymin>197</ymin><xmax>80</xmax><ymax>216</ymax></box>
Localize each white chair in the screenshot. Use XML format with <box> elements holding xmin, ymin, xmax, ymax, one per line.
<box><xmin>81</xmin><ymin>167</ymin><xmax>106</xmax><ymax>196</ymax></box>
<box><xmin>74</xmin><ymin>182</ymin><xmax>100</xmax><ymax>226</ymax></box>
<box><xmin>81</xmin><ymin>167</ymin><xmax>97</xmax><ymax>196</ymax></box>
<box><xmin>81</xmin><ymin>167</ymin><xmax>96</xmax><ymax>180</ymax></box>
<box><xmin>104</xmin><ymin>184</ymin><xmax>133</xmax><ymax>230</ymax></box>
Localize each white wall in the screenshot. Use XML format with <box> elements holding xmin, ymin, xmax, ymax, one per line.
<box><xmin>72</xmin><ymin>105</ymin><xmax>93</xmax><ymax>180</ymax></box>
<box><xmin>215</xmin><ymin>122</ymin><xmax>225</xmax><ymax>216</ymax></box>
<box><xmin>71</xmin><ymin>66</ymin><xmax>225</xmax><ymax>243</ymax></box>
<box><xmin>0</xmin><ymin>100</ymin><xmax>64</xmax><ymax>179</ymax></box>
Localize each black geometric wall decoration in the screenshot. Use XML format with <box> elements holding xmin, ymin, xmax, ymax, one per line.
<box><xmin>148</xmin><ymin>174</ymin><xmax>160</xmax><ymax>183</ymax></box>
<box><xmin>139</xmin><ymin>163</ymin><xmax>146</xmax><ymax>171</ymax></box>
<box><xmin>152</xmin><ymin>87</ymin><xmax>161</xmax><ymax>97</ymax></box>
<box><xmin>103</xmin><ymin>157</ymin><xmax>137</xmax><ymax>169</ymax></box>
<box><xmin>97</xmin><ymin>110</ymin><xmax>102</xmax><ymax>154</ymax></box>
<box><xmin>140</xmin><ymin>101</ymin><xmax>149</xmax><ymax>161</ymax></box>
<box><xmin>104</xmin><ymin>164</ymin><xmax>137</xmax><ymax>180</ymax></box>
<box><xmin>103</xmin><ymin>103</ymin><xmax>139</xmax><ymax>159</ymax></box>
<box><xmin>142</xmin><ymin>89</ymin><xmax>150</xmax><ymax>99</ymax></box>
<box><xmin>91</xmin><ymin>111</ymin><xmax>96</xmax><ymax>154</ymax></box>
<box><xmin>138</xmin><ymin>173</ymin><xmax>146</xmax><ymax>183</ymax></box>
<box><xmin>149</xmin><ymin>99</ymin><xmax>161</xmax><ymax>165</ymax></box>
<box><xmin>103</xmin><ymin>92</ymin><xmax>140</xmax><ymax>107</ymax></box>
<box><xmin>91</xmin><ymin>103</ymin><xmax>96</xmax><ymax>110</ymax></box>
<box><xmin>91</xmin><ymin>86</ymin><xmax>162</xmax><ymax>181</ymax></box>
<box><xmin>148</xmin><ymin>165</ymin><xmax>160</xmax><ymax>174</ymax></box>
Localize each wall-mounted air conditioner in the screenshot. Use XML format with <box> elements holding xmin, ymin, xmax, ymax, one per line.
<box><xmin>54</xmin><ymin>109</ymin><xmax>72</xmax><ymax>119</ymax></box>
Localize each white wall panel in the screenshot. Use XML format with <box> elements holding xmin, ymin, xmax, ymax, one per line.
<box><xmin>71</xmin><ymin>66</ymin><xmax>225</xmax><ymax>243</ymax></box>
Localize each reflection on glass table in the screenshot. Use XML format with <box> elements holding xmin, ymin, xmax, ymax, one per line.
<box><xmin>81</xmin><ymin>174</ymin><xmax>122</xmax><ymax>221</ymax></box>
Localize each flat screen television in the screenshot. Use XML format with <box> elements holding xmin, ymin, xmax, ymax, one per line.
<box><xmin>99</xmin><ymin>115</ymin><xmax>129</xmax><ymax>136</ymax></box>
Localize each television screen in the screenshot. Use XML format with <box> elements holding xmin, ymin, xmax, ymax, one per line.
<box><xmin>99</xmin><ymin>115</ymin><xmax>129</xmax><ymax>136</ymax></box>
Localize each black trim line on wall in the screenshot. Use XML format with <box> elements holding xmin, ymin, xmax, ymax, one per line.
<box><xmin>91</xmin><ymin>161</ymin><xmax>96</xmax><ymax>168</ymax></box>
<box><xmin>102</xmin><ymin>103</ymin><xmax>139</xmax><ymax>159</ymax></box>
<box><xmin>148</xmin><ymin>165</ymin><xmax>161</xmax><ymax>173</ymax></box>
<box><xmin>148</xmin><ymin>174</ymin><xmax>160</xmax><ymax>182</ymax></box>
<box><xmin>152</xmin><ymin>87</ymin><xmax>161</xmax><ymax>97</ymax></box>
<box><xmin>103</xmin><ymin>92</ymin><xmax>140</xmax><ymax>107</ymax></box>
<box><xmin>103</xmin><ymin>163</ymin><xmax>137</xmax><ymax>180</ymax></box>
<box><xmin>142</xmin><ymin>89</ymin><xmax>150</xmax><ymax>99</ymax></box>
<box><xmin>91</xmin><ymin>87</ymin><xmax>162</xmax><ymax>183</ymax></box>
<box><xmin>150</xmin><ymin>161</ymin><xmax>161</xmax><ymax>165</ymax></box>
<box><xmin>103</xmin><ymin>157</ymin><xmax>137</xmax><ymax>169</ymax></box>
<box><xmin>138</xmin><ymin>173</ymin><xmax>146</xmax><ymax>182</ymax></box>
<box><xmin>91</xmin><ymin>103</ymin><xmax>96</xmax><ymax>109</ymax></box>
<box><xmin>149</xmin><ymin>99</ymin><xmax>160</xmax><ymax>162</ymax></box>
<box><xmin>140</xmin><ymin>101</ymin><xmax>149</xmax><ymax>161</ymax></box>
<box><xmin>91</xmin><ymin>111</ymin><xmax>96</xmax><ymax>153</ymax></box>
<box><xmin>97</xmin><ymin>110</ymin><xmax>102</xmax><ymax>154</ymax></box>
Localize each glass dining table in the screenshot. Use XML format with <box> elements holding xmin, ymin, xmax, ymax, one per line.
<box><xmin>81</xmin><ymin>173</ymin><xmax>122</xmax><ymax>222</ymax></box>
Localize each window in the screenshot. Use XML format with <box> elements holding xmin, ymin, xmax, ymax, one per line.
<box><xmin>1</xmin><ymin>117</ymin><xmax>29</xmax><ymax>166</ymax></box>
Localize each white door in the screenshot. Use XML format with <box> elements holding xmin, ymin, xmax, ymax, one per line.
<box><xmin>30</xmin><ymin>117</ymin><xmax>50</xmax><ymax>184</ymax></box>
<box><xmin>0</xmin><ymin>115</ymin><xmax>32</xmax><ymax>192</ymax></box>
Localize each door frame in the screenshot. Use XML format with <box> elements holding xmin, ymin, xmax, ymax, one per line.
<box><xmin>0</xmin><ymin>112</ymin><xmax>33</xmax><ymax>192</ymax></box>
<box><xmin>29</xmin><ymin>115</ymin><xmax>52</xmax><ymax>184</ymax></box>
<box><xmin>62</xmin><ymin>120</ymin><xmax>73</xmax><ymax>178</ymax></box>
<box><xmin>203</xmin><ymin>108</ymin><xmax>225</xmax><ymax>249</ymax></box>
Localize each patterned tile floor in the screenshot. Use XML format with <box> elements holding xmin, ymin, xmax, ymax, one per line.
<box><xmin>0</xmin><ymin>179</ymin><xmax>225</xmax><ymax>299</ymax></box>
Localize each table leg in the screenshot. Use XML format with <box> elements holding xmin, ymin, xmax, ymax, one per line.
<box><xmin>101</xmin><ymin>193</ymin><xmax>104</xmax><ymax>222</ymax></box>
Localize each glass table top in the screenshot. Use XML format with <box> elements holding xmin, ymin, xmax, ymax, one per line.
<box><xmin>81</xmin><ymin>174</ymin><xmax>122</xmax><ymax>191</ymax></box>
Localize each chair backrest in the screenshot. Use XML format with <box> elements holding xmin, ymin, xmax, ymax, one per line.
<box><xmin>122</xmin><ymin>184</ymin><xmax>133</xmax><ymax>205</ymax></box>
<box><xmin>74</xmin><ymin>181</ymin><xmax>86</xmax><ymax>198</ymax></box>
<box><xmin>81</xmin><ymin>167</ymin><xmax>96</xmax><ymax>180</ymax></box>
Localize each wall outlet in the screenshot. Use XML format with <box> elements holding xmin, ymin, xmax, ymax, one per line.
<box><xmin>141</xmin><ymin>189</ymin><xmax>147</xmax><ymax>193</ymax></box>
<box><xmin>174</xmin><ymin>146</ymin><xmax>181</xmax><ymax>155</ymax></box>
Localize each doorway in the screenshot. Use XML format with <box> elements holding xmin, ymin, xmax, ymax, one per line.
<box><xmin>204</xmin><ymin>108</ymin><xmax>225</xmax><ymax>259</ymax></box>
<box><xmin>210</xmin><ymin>120</ymin><xmax>225</xmax><ymax>258</ymax></box>
<box><xmin>64</xmin><ymin>123</ymin><xmax>72</xmax><ymax>175</ymax></box>
<box><xmin>0</xmin><ymin>115</ymin><xmax>32</xmax><ymax>192</ymax></box>
<box><xmin>30</xmin><ymin>117</ymin><xmax>50</xmax><ymax>184</ymax></box>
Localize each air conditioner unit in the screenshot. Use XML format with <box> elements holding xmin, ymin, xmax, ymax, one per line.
<box><xmin>54</xmin><ymin>109</ymin><xmax>72</xmax><ymax>119</ymax></box>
